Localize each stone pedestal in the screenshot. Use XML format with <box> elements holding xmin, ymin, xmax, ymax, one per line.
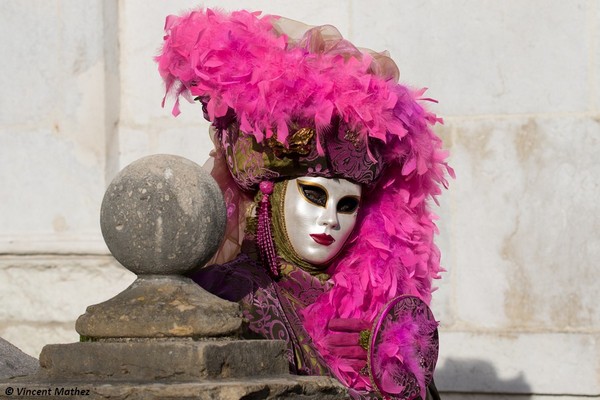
<box><xmin>75</xmin><ymin>275</ymin><xmax>242</xmax><ymax>339</ymax></box>
<box><xmin>0</xmin><ymin>155</ymin><xmax>344</xmax><ymax>399</ymax></box>
<box><xmin>40</xmin><ymin>340</ymin><xmax>289</xmax><ymax>381</ymax></box>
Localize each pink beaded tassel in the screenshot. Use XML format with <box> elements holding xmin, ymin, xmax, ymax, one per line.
<box><xmin>257</xmin><ymin>181</ymin><xmax>279</xmax><ymax>277</ymax></box>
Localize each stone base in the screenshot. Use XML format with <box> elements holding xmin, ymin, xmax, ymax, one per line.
<box><xmin>0</xmin><ymin>376</ymin><xmax>346</xmax><ymax>399</ymax></box>
<box><xmin>1</xmin><ymin>338</ymin><xmax>348</xmax><ymax>399</ymax></box>
<box><xmin>76</xmin><ymin>276</ymin><xmax>242</xmax><ymax>338</ymax></box>
<box><xmin>39</xmin><ymin>340</ymin><xmax>289</xmax><ymax>381</ymax></box>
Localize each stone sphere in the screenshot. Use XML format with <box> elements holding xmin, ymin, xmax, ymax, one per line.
<box><xmin>100</xmin><ymin>154</ymin><xmax>226</xmax><ymax>275</ymax></box>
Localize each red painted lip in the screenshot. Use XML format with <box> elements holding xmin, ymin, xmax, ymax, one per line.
<box><xmin>310</xmin><ymin>233</ymin><xmax>335</xmax><ymax>246</ymax></box>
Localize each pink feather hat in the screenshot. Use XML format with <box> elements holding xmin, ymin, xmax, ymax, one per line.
<box><xmin>157</xmin><ymin>8</ymin><xmax>438</xmax><ymax>189</ymax></box>
<box><xmin>157</xmin><ymin>7</ymin><xmax>453</xmax><ymax>392</ymax></box>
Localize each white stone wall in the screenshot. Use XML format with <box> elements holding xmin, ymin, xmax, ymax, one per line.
<box><xmin>0</xmin><ymin>1</ymin><xmax>598</xmax><ymax>398</ymax></box>
<box><xmin>0</xmin><ymin>0</ymin><xmax>135</xmax><ymax>362</ymax></box>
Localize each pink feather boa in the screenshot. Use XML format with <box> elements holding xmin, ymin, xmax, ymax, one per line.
<box><xmin>299</xmin><ymin>86</ymin><xmax>452</xmax><ymax>391</ymax></box>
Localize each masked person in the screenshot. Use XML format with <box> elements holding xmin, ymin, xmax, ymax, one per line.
<box><xmin>157</xmin><ymin>9</ymin><xmax>452</xmax><ymax>399</ymax></box>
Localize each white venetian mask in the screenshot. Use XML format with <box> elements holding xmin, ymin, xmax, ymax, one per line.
<box><xmin>283</xmin><ymin>176</ymin><xmax>362</xmax><ymax>265</ymax></box>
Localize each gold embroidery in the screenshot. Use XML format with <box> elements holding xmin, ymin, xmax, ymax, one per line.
<box><xmin>359</xmin><ymin>329</ymin><xmax>371</xmax><ymax>350</ymax></box>
<box><xmin>266</xmin><ymin>127</ymin><xmax>315</xmax><ymax>157</ymax></box>
<box><xmin>344</xmin><ymin>129</ymin><xmax>362</xmax><ymax>149</ymax></box>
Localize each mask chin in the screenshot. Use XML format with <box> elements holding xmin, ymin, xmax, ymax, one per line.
<box><xmin>282</xmin><ymin>176</ymin><xmax>361</xmax><ymax>266</ymax></box>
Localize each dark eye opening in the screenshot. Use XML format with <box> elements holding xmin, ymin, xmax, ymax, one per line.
<box><xmin>337</xmin><ymin>196</ymin><xmax>360</xmax><ymax>213</ymax></box>
<box><xmin>299</xmin><ymin>183</ymin><xmax>327</xmax><ymax>207</ymax></box>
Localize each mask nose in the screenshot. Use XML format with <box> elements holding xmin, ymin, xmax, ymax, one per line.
<box><xmin>317</xmin><ymin>204</ymin><xmax>340</xmax><ymax>230</ymax></box>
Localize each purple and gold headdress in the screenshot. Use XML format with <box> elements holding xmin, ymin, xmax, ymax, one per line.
<box><xmin>157</xmin><ymin>8</ymin><xmax>452</xmax><ymax>395</ymax></box>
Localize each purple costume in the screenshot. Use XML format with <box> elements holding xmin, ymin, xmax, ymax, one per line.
<box><xmin>193</xmin><ymin>251</ymin><xmax>330</xmax><ymax>376</ymax></box>
<box><xmin>192</xmin><ymin>242</ymin><xmax>440</xmax><ymax>400</ymax></box>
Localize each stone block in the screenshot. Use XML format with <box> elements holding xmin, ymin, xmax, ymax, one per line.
<box><xmin>119</xmin><ymin>0</ymin><xmax>352</xmax><ymax>128</ymax></box>
<box><xmin>117</xmin><ymin>1</ymin><xmax>352</xmax><ymax>168</ymax></box>
<box><xmin>0</xmin><ymin>0</ymin><xmax>117</xmax><ymax>255</ymax></box>
<box><xmin>156</xmin><ymin>127</ymin><xmax>215</xmax><ymax>168</ymax></box>
<box><xmin>119</xmin><ymin>0</ymin><xmax>205</xmax><ymax>126</ymax></box>
<box><xmin>0</xmin><ymin>255</ymin><xmax>135</xmax><ymax>358</ymax></box>
<box><xmin>442</xmin><ymin>116</ymin><xmax>600</xmax><ymax>330</ymax></box>
<box><xmin>117</xmin><ymin>127</ymin><xmax>153</xmax><ymax>174</ymax></box>
<box><xmin>0</xmin><ymin>130</ymin><xmax>106</xmax><ymax>245</ymax></box>
<box><xmin>0</xmin><ymin>337</ymin><xmax>38</xmax><ymax>379</ymax></box>
<box><xmin>351</xmin><ymin>0</ymin><xmax>590</xmax><ymax>116</ymax></box>
<box><xmin>0</xmin><ymin>376</ymin><xmax>346</xmax><ymax>400</ymax></box>
<box><xmin>76</xmin><ymin>277</ymin><xmax>241</xmax><ymax>338</ymax></box>
<box><xmin>0</xmin><ymin>1</ymin><xmax>105</xmax><ymax>126</ymax></box>
<box><xmin>116</xmin><ymin>125</ymin><xmax>214</xmax><ymax>180</ymax></box>
<box><xmin>0</xmin><ymin>324</ymin><xmax>76</xmax><ymax>360</ymax></box>
<box><xmin>428</xmin><ymin>123</ymin><xmax>455</xmax><ymax>327</ymax></box>
<box><xmin>0</xmin><ymin>256</ymin><xmax>135</xmax><ymax>324</ymax></box>
<box><xmin>0</xmin><ymin>233</ymin><xmax>108</xmax><ymax>255</ymax></box>
<box><xmin>428</xmin><ymin>221</ymin><xmax>453</xmax><ymax>328</ymax></box>
<box><xmin>39</xmin><ymin>340</ymin><xmax>288</xmax><ymax>381</ymax></box>
<box><xmin>222</xmin><ymin>0</ymin><xmax>352</xmax><ymax>31</ymax></box>
<box><xmin>436</xmin><ymin>331</ymin><xmax>600</xmax><ymax>396</ymax></box>
<box><xmin>595</xmin><ymin>2</ymin><xmax>600</xmax><ymax>113</ymax></box>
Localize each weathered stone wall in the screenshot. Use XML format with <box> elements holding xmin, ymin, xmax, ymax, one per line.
<box><xmin>1</xmin><ymin>1</ymin><xmax>598</xmax><ymax>398</ymax></box>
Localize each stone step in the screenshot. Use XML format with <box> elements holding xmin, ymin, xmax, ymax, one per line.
<box><xmin>0</xmin><ymin>376</ymin><xmax>346</xmax><ymax>400</ymax></box>
<box><xmin>0</xmin><ymin>338</ymin><xmax>38</xmax><ymax>380</ymax></box>
<box><xmin>38</xmin><ymin>340</ymin><xmax>289</xmax><ymax>381</ymax></box>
